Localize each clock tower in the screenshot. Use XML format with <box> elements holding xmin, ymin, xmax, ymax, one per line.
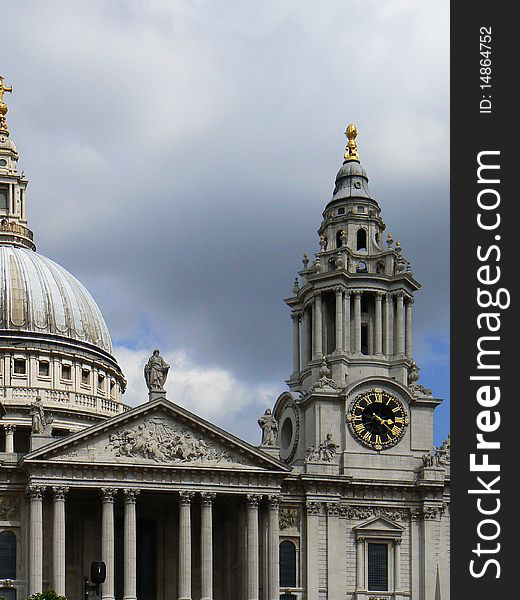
<box><xmin>274</xmin><ymin>124</ymin><xmax>442</xmax><ymax>479</ymax></box>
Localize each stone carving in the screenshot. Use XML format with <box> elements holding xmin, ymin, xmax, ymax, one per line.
<box><xmin>30</xmin><ymin>396</ymin><xmax>53</xmax><ymax>434</ymax></box>
<box><xmin>408</xmin><ymin>361</ymin><xmax>432</xmax><ymax>396</ymax></box>
<box><xmin>306</xmin><ymin>501</ymin><xmax>321</xmax><ymax>515</ymax></box>
<box><xmin>437</xmin><ymin>434</ymin><xmax>450</xmax><ymax>465</ymax></box>
<box><xmin>306</xmin><ymin>358</ymin><xmax>344</xmax><ymax>394</ymax></box>
<box><xmin>51</xmin><ymin>486</ymin><xmax>69</xmax><ymax>500</ymax></box>
<box><xmin>106</xmin><ymin>417</ymin><xmax>245</xmax><ymax>465</ymax></box>
<box><xmin>305</xmin><ymin>433</ymin><xmax>338</xmax><ymax>462</ymax></box>
<box><xmin>258</xmin><ymin>409</ymin><xmax>278</xmax><ymax>446</ymax></box>
<box><xmin>326</xmin><ymin>502</ymin><xmax>340</xmax><ymax>517</ymax></box>
<box><xmin>343</xmin><ymin>504</ymin><xmax>409</xmax><ymax>521</ymax></box>
<box><xmin>0</xmin><ymin>496</ymin><xmax>19</xmax><ymax>520</ymax></box>
<box><xmin>144</xmin><ymin>349</ymin><xmax>170</xmax><ymax>391</ymax></box>
<box><xmin>319</xmin><ymin>235</ymin><xmax>328</xmax><ymax>251</ymax></box>
<box><xmin>279</xmin><ymin>508</ymin><xmax>299</xmax><ymax>530</ymax></box>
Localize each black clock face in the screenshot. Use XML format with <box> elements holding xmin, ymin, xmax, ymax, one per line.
<box><xmin>347</xmin><ymin>388</ymin><xmax>408</xmax><ymax>450</ymax></box>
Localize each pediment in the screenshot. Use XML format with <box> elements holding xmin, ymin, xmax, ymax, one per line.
<box><xmin>23</xmin><ymin>397</ymin><xmax>290</xmax><ymax>473</ymax></box>
<box><xmin>353</xmin><ymin>515</ymin><xmax>405</xmax><ymax>535</ymax></box>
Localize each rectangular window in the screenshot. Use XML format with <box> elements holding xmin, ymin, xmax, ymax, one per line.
<box><xmin>0</xmin><ymin>185</ymin><xmax>8</xmax><ymax>211</ymax></box>
<box><xmin>98</xmin><ymin>373</ymin><xmax>105</xmax><ymax>392</ymax></box>
<box><xmin>81</xmin><ymin>368</ymin><xmax>90</xmax><ymax>385</ymax></box>
<box><xmin>337</xmin><ymin>207</ymin><xmax>345</xmax><ymax>215</ymax></box>
<box><xmin>368</xmin><ymin>542</ymin><xmax>388</xmax><ymax>591</ymax></box>
<box><xmin>13</xmin><ymin>358</ymin><xmax>26</xmax><ymax>375</ymax></box>
<box><xmin>38</xmin><ymin>361</ymin><xmax>50</xmax><ymax>377</ymax></box>
<box><xmin>110</xmin><ymin>380</ymin><xmax>115</xmax><ymax>397</ymax></box>
<box><xmin>62</xmin><ymin>364</ymin><xmax>72</xmax><ymax>380</ymax></box>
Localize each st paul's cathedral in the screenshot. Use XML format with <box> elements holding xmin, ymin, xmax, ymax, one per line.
<box><xmin>0</xmin><ymin>78</ymin><xmax>450</xmax><ymax>600</ymax></box>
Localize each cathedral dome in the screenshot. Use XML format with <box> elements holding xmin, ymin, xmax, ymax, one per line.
<box><xmin>0</xmin><ymin>245</ymin><xmax>112</xmax><ymax>353</ymax></box>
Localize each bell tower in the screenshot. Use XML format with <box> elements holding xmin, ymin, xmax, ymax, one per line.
<box><xmin>274</xmin><ymin>125</ymin><xmax>441</xmax><ymax>478</ymax></box>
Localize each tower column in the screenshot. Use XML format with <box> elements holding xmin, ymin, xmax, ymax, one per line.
<box><xmin>52</xmin><ymin>486</ymin><xmax>68</xmax><ymax>596</ymax></box>
<box><xmin>123</xmin><ymin>489</ymin><xmax>140</xmax><ymax>600</ymax></box>
<box><xmin>356</xmin><ymin>537</ymin><xmax>365</xmax><ymax>590</ymax></box>
<box><xmin>267</xmin><ymin>495</ymin><xmax>280</xmax><ymax>600</ymax></box>
<box><xmin>200</xmin><ymin>492</ymin><xmax>215</xmax><ymax>600</ymax></box>
<box><xmin>313</xmin><ymin>292</ymin><xmax>323</xmax><ymax>359</ymax></box>
<box><xmin>246</xmin><ymin>494</ymin><xmax>261</xmax><ymax>600</ymax></box>
<box><xmin>179</xmin><ymin>491</ymin><xmax>194</xmax><ymax>600</ymax></box>
<box><xmin>4</xmin><ymin>424</ymin><xmax>15</xmax><ymax>453</ymax></box>
<box><xmin>394</xmin><ymin>538</ymin><xmax>402</xmax><ymax>592</ymax></box>
<box><xmin>405</xmin><ymin>296</ymin><xmax>414</xmax><ymax>358</ymax></box>
<box><xmin>291</xmin><ymin>311</ymin><xmax>301</xmax><ymax>376</ymax></box>
<box><xmin>27</xmin><ymin>485</ymin><xmax>45</xmax><ymax>596</ymax></box>
<box><xmin>343</xmin><ymin>291</ymin><xmax>351</xmax><ymax>353</ymax></box>
<box><xmin>101</xmin><ymin>488</ymin><xmax>118</xmax><ymax>600</ymax></box>
<box><xmin>395</xmin><ymin>291</ymin><xmax>405</xmax><ymax>356</ymax></box>
<box><xmin>301</xmin><ymin>306</ymin><xmax>310</xmax><ymax>368</ymax></box>
<box><xmin>375</xmin><ymin>292</ymin><xmax>383</xmax><ymax>355</ymax></box>
<box><xmin>384</xmin><ymin>293</ymin><xmax>393</xmax><ymax>356</ymax></box>
<box><xmin>334</xmin><ymin>287</ymin><xmax>343</xmax><ymax>353</ymax></box>
<box><xmin>353</xmin><ymin>291</ymin><xmax>362</xmax><ymax>354</ymax></box>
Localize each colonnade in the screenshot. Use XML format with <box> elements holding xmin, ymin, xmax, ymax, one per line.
<box><xmin>291</xmin><ymin>289</ymin><xmax>414</xmax><ymax>374</ymax></box>
<box><xmin>26</xmin><ymin>484</ymin><xmax>281</xmax><ymax>600</ymax></box>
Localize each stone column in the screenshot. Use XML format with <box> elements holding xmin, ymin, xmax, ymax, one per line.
<box><xmin>313</xmin><ymin>293</ymin><xmax>323</xmax><ymax>359</ymax></box>
<box><xmin>4</xmin><ymin>424</ymin><xmax>15</xmax><ymax>453</ymax></box>
<box><xmin>28</xmin><ymin>485</ymin><xmax>45</xmax><ymax>596</ymax></box>
<box><xmin>291</xmin><ymin>312</ymin><xmax>301</xmax><ymax>376</ymax></box>
<box><xmin>405</xmin><ymin>297</ymin><xmax>414</xmax><ymax>358</ymax></box>
<box><xmin>384</xmin><ymin>293</ymin><xmax>393</xmax><ymax>355</ymax></box>
<box><xmin>394</xmin><ymin>538</ymin><xmax>402</xmax><ymax>593</ymax></box>
<box><xmin>356</xmin><ymin>537</ymin><xmax>365</xmax><ymax>591</ymax></box>
<box><xmin>267</xmin><ymin>495</ymin><xmax>280</xmax><ymax>600</ymax></box>
<box><xmin>395</xmin><ymin>292</ymin><xmax>405</xmax><ymax>356</ymax></box>
<box><xmin>52</xmin><ymin>486</ymin><xmax>69</xmax><ymax>596</ymax></box>
<box><xmin>101</xmin><ymin>488</ymin><xmax>118</xmax><ymax>600</ymax></box>
<box><xmin>343</xmin><ymin>291</ymin><xmax>351</xmax><ymax>353</ymax></box>
<box><xmin>200</xmin><ymin>492</ymin><xmax>216</xmax><ymax>600</ymax></box>
<box><xmin>301</xmin><ymin>307</ymin><xmax>309</xmax><ymax>368</ymax></box>
<box><xmin>123</xmin><ymin>489</ymin><xmax>140</xmax><ymax>600</ymax></box>
<box><xmin>375</xmin><ymin>292</ymin><xmax>383</xmax><ymax>355</ymax></box>
<box><xmin>334</xmin><ymin>287</ymin><xmax>343</xmax><ymax>353</ymax></box>
<box><xmin>246</xmin><ymin>494</ymin><xmax>261</xmax><ymax>600</ymax></box>
<box><xmin>306</xmin><ymin>502</ymin><xmax>320</xmax><ymax>599</ymax></box>
<box><xmin>179</xmin><ymin>491</ymin><xmax>194</xmax><ymax>600</ymax></box>
<box><xmin>353</xmin><ymin>291</ymin><xmax>362</xmax><ymax>354</ymax></box>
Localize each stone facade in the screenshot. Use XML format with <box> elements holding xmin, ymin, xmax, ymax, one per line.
<box><xmin>0</xmin><ymin>92</ymin><xmax>449</xmax><ymax>600</ymax></box>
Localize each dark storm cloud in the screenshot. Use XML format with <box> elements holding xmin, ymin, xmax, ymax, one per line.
<box><xmin>2</xmin><ymin>1</ymin><xmax>449</xmax><ymax>434</ymax></box>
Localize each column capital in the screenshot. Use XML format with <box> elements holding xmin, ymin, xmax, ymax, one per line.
<box><xmin>200</xmin><ymin>491</ymin><xmax>216</xmax><ymax>506</ymax></box>
<box><xmin>395</xmin><ymin>290</ymin><xmax>405</xmax><ymax>299</ymax></box>
<box><xmin>344</xmin><ymin>289</ymin><xmax>352</xmax><ymax>297</ymax></box>
<box><xmin>52</xmin><ymin>485</ymin><xmax>69</xmax><ymax>500</ymax></box>
<box><xmin>306</xmin><ymin>500</ymin><xmax>321</xmax><ymax>515</ymax></box>
<box><xmin>267</xmin><ymin>494</ymin><xmax>281</xmax><ymax>510</ymax></box>
<box><xmin>291</xmin><ymin>311</ymin><xmax>302</xmax><ymax>321</ymax></box>
<box><xmin>334</xmin><ymin>285</ymin><xmax>343</xmax><ymax>295</ymax></box>
<box><xmin>123</xmin><ymin>488</ymin><xmax>140</xmax><ymax>504</ymax></box>
<box><xmin>246</xmin><ymin>493</ymin><xmax>262</xmax><ymax>508</ymax></box>
<box><xmin>375</xmin><ymin>290</ymin><xmax>385</xmax><ymax>299</ymax></box>
<box><xmin>386</xmin><ymin>292</ymin><xmax>393</xmax><ymax>302</ymax></box>
<box><xmin>179</xmin><ymin>490</ymin><xmax>195</xmax><ymax>505</ymax></box>
<box><xmin>394</xmin><ymin>537</ymin><xmax>403</xmax><ymax>545</ymax></box>
<box><xmin>3</xmin><ymin>423</ymin><xmax>16</xmax><ymax>433</ymax></box>
<box><xmin>314</xmin><ymin>291</ymin><xmax>322</xmax><ymax>300</ymax></box>
<box><xmin>352</xmin><ymin>289</ymin><xmax>363</xmax><ymax>297</ymax></box>
<box><xmin>26</xmin><ymin>484</ymin><xmax>46</xmax><ymax>500</ymax></box>
<box><xmin>357</xmin><ymin>536</ymin><xmax>366</xmax><ymax>544</ymax></box>
<box><xmin>326</xmin><ymin>502</ymin><xmax>340</xmax><ymax>517</ymax></box>
<box><xmin>405</xmin><ymin>294</ymin><xmax>415</xmax><ymax>305</ymax></box>
<box><xmin>101</xmin><ymin>487</ymin><xmax>119</xmax><ymax>502</ymax></box>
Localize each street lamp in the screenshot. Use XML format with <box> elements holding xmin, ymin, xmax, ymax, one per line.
<box><xmin>83</xmin><ymin>561</ymin><xmax>106</xmax><ymax>599</ymax></box>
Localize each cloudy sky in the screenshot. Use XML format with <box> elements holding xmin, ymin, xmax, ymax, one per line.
<box><xmin>3</xmin><ymin>0</ymin><xmax>449</xmax><ymax>444</ymax></box>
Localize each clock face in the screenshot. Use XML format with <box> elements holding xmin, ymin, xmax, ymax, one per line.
<box><xmin>347</xmin><ymin>388</ymin><xmax>408</xmax><ymax>450</ymax></box>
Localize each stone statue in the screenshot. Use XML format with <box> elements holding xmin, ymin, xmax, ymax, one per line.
<box><xmin>320</xmin><ymin>433</ymin><xmax>338</xmax><ymax>461</ymax></box>
<box><xmin>144</xmin><ymin>349</ymin><xmax>170</xmax><ymax>391</ymax></box>
<box><xmin>258</xmin><ymin>409</ymin><xmax>278</xmax><ymax>446</ymax></box>
<box><xmin>30</xmin><ymin>397</ymin><xmax>53</xmax><ymax>435</ymax></box>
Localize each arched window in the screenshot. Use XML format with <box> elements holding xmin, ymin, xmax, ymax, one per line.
<box><xmin>279</xmin><ymin>540</ymin><xmax>297</xmax><ymax>587</ymax></box>
<box><xmin>336</xmin><ymin>231</ymin><xmax>344</xmax><ymax>248</ymax></box>
<box><xmin>356</xmin><ymin>228</ymin><xmax>367</xmax><ymax>251</ymax></box>
<box><xmin>0</xmin><ymin>530</ymin><xmax>17</xmax><ymax>579</ymax></box>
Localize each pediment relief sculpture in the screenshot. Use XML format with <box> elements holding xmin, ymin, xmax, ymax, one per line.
<box><xmin>104</xmin><ymin>416</ymin><xmax>248</xmax><ymax>466</ymax></box>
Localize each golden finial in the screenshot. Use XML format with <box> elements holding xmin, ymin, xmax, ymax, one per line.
<box><xmin>343</xmin><ymin>123</ymin><xmax>360</xmax><ymax>162</ymax></box>
<box><xmin>0</xmin><ymin>75</ymin><xmax>13</xmax><ymax>134</ymax></box>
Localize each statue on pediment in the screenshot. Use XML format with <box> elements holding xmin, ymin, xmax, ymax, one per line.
<box><xmin>258</xmin><ymin>409</ymin><xmax>278</xmax><ymax>446</ymax></box>
<box><xmin>144</xmin><ymin>349</ymin><xmax>170</xmax><ymax>391</ymax></box>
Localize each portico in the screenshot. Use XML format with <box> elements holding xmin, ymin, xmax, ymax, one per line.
<box><xmin>21</xmin><ymin>397</ymin><xmax>289</xmax><ymax>600</ymax></box>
